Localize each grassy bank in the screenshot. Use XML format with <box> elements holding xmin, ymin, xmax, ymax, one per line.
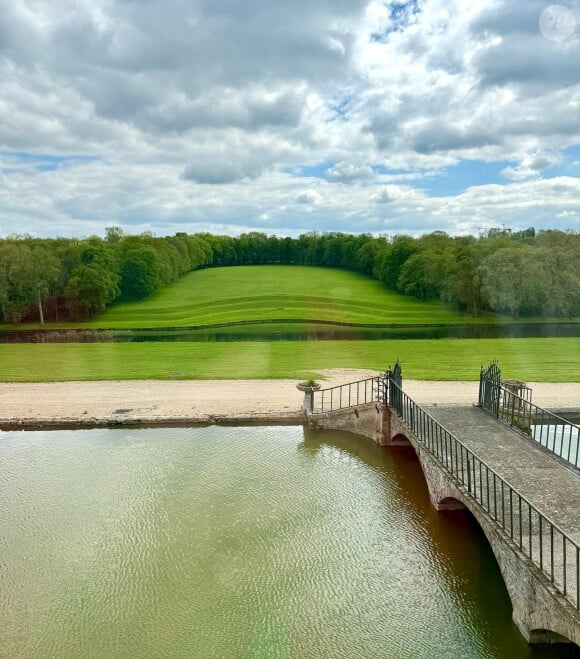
<box><xmin>1</xmin><ymin>338</ymin><xmax>578</xmax><ymax>382</ymax></box>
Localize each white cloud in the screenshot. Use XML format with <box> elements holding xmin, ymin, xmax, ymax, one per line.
<box><xmin>296</xmin><ymin>190</ymin><xmax>323</xmax><ymax>205</ymax></box>
<box><xmin>326</xmin><ymin>162</ymin><xmax>375</xmax><ymax>182</ymax></box>
<box><xmin>0</xmin><ymin>0</ymin><xmax>577</xmax><ymax>237</ymax></box>
<box><xmin>502</xmin><ymin>152</ymin><xmax>561</xmax><ymax>180</ymax></box>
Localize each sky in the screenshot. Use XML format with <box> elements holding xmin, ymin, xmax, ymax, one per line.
<box><xmin>0</xmin><ymin>0</ymin><xmax>579</xmax><ymax>238</ymax></box>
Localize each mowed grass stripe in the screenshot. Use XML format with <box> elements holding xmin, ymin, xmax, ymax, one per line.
<box><xmin>51</xmin><ymin>266</ymin><xmax>490</xmax><ymax>329</ymax></box>
<box><xmin>1</xmin><ymin>338</ymin><xmax>578</xmax><ymax>382</ymax></box>
<box><xmin>114</xmin><ymin>297</ymin><xmax>396</xmax><ymax>323</ymax></box>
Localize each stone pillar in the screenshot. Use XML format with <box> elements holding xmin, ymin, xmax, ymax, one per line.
<box><xmin>501</xmin><ymin>379</ymin><xmax>532</xmax><ymax>432</ymax></box>
<box><xmin>297</xmin><ymin>383</ymin><xmax>320</xmax><ymax>414</ymax></box>
<box><xmin>302</xmin><ymin>390</ymin><xmax>314</xmax><ymax>413</ymax></box>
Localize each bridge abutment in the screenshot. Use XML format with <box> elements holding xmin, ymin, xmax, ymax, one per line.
<box><xmin>308</xmin><ymin>402</ymin><xmax>392</xmax><ymax>446</ymax></box>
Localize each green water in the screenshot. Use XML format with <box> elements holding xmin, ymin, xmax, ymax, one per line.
<box><xmin>0</xmin><ymin>426</ymin><xmax>577</xmax><ymax>659</ymax></box>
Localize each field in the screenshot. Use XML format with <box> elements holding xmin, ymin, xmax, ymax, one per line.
<box><xmin>41</xmin><ymin>265</ymin><xmax>499</xmax><ymax>329</ymax></box>
<box><xmin>1</xmin><ymin>338</ymin><xmax>578</xmax><ymax>382</ymax></box>
<box><xmin>1</xmin><ymin>266</ymin><xmax>578</xmax><ymax>382</ymax></box>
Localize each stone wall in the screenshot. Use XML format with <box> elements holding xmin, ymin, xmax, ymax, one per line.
<box><xmin>308</xmin><ymin>402</ymin><xmax>389</xmax><ymax>445</ymax></box>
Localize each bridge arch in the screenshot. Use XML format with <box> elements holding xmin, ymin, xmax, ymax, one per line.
<box><xmin>309</xmin><ymin>399</ymin><xmax>580</xmax><ymax>647</ymax></box>
<box><xmin>389</xmin><ymin>432</ymin><xmax>411</xmax><ymax>446</ymax></box>
<box><xmin>408</xmin><ymin>441</ymin><xmax>578</xmax><ymax>646</ymax></box>
<box><xmin>409</xmin><ymin>444</ymin><xmax>466</xmax><ymax>512</ymax></box>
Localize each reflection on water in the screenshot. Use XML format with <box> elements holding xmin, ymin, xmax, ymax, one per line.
<box><xmin>1</xmin><ymin>321</ymin><xmax>579</xmax><ymax>343</ymax></box>
<box><xmin>532</xmin><ymin>424</ymin><xmax>580</xmax><ymax>466</ymax></box>
<box><xmin>0</xmin><ymin>426</ymin><xmax>577</xmax><ymax>658</ymax></box>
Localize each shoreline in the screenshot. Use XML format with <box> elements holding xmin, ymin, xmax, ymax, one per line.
<box><xmin>1</xmin><ymin>370</ymin><xmax>578</xmax><ymax>431</ymax></box>
<box><xmin>0</xmin><ymin>413</ymin><xmax>305</xmax><ymax>432</ymax></box>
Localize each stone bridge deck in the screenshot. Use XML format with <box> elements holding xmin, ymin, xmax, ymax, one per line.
<box><xmin>425</xmin><ymin>405</ymin><xmax>580</xmax><ymax>542</ymax></box>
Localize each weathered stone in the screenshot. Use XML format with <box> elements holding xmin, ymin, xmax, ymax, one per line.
<box><xmin>309</xmin><ymin>402</ymin><xmax>580</xmax><ymax>648</ymax></box>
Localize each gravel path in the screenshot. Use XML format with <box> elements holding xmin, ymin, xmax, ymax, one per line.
<box><xmin>0</xmin><ymin>370</ymin><xmax>577</xmax><ymax>427</ymax></box>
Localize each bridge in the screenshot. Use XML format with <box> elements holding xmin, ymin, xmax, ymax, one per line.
<box><xmin>304</xmin><ymin>363</ymin><xmax>580</xmax><ymax>648</ymax></box>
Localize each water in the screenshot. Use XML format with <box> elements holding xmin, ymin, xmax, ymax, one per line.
<box><xmin>532</xmin><ymin>423</ymin><xmax>580</xmax><ymax>467</ymax></box>
<box><xmin>2</xmin><ymin>321</ymin><xmax>579</xmax><ymax>343</ymax></box>
<box><xmin>0</xmin><ymin>426</ymin><xmax>577</xmax><ymax>658</ymax></box>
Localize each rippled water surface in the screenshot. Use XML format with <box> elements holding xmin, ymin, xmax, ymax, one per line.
<box><xmin>0</xmin><ymin>426</ymin><xmax>577</xmax><ymax>658</ymax></box>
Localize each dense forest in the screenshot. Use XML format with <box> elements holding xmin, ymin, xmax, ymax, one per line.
<box><xmin>0</xmin><ymin>227</ymin><xmax>578</xmax><ymax>323</ymax></box>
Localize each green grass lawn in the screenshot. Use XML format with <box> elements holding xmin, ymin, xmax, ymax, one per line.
<box><xmin>7</xmin><ymin>265</ymin><xmax>512</xmax><ymax>330</ymax></box>
<box><xmin>1</xmin><ymin>338</ymin><xmax>578</xmax><ymax>382</ymax></box>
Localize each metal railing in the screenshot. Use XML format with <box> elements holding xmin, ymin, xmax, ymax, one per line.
<box><xmin>479</xmin><ymin>370</ymin><xmax>580</xmax><ymax>470</ymax></box>
<box><xmin>313</xmin><ymin>377</ymin><xmax>385</xmax><ymax>414</ymax></box>
<box><xmin>387</xmin><ymin>377</ymin><xmax>579</xmax><ymax>610</ymax></box>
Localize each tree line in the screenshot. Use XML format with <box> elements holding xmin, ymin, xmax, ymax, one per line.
<box><xmin>0</xmin><ymin>229</ymin><xmax>212</xmax><ymax>322</ymax></box>
<box><xmin>202</xmin><ymin>228</ymin><xmax>579</xmax><ymax>318</ymax></box>
<box><xmin>0</xmin><ymin>227</ymin><xmax>578</xmax><ymax>323</ymax></box>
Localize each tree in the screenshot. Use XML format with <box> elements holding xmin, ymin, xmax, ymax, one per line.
<box><xmin>119</xmin><ymin>247</ymin><xmax>161</xmax><ymax>300</ymax></box>
<box><xmin>477</xmin><ymin>247</ymin><xmax>546</xmax><ymax>317</ymax></box>
<box><xmin>539</xmin><ymin>246</ymin><xmax>580</xmax><ymax>317</ymax></box>
<box><xmin>440</xmin><ymin>240</ymin><xmax>483</xmax><ymax>313</ymax></box>
<box><xmin>65</xmin><ymin>264</ymin><xmax>120</xmax><ymax>320</ymax></box>
<box><xmin>397</xmin><ymin>250</ymin><xmax>446</xmax><ymax>301</ymax></box>
<box><xmin>355</xmin><ymin>237</ymin><xmax>380</xmax><ymax>275</ymax></box>
<box><xmin>27</xmin><ymin>247</ymin><xmax>62</xmax><ymax>324</ymax></box>
<box><xmin>0</xmin><ymin>242</ymin><xmax>61</xmax><ymax>323</ymax></box>
<box><xmin>105</xmin><ymin>226</ymin><xmax>125</xmax><ymax>243</ymax></box>
<box><xmin>378</xmin><ymin>236</ymin><xmax>418</xmax><ymax>289</ymax></box>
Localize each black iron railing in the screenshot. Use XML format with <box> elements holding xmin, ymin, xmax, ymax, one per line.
<box><xmin>478</xmin><ymin>361</ymin><xmax>501</xmax><ymax>416</ymax></box>
<box><xmin>313</xmin><ymin>376</ymin><xmax>385</xmax><ymax>414</ymax></box>
<box><xmin>388</xmin><ymin>377</ymin><xmax>579</xmax><ymax>611</ymax></box>
<box><xmin>479</xmin><ymin>364</ymin><xmax>580</xmax><ymax>470</ymax></box>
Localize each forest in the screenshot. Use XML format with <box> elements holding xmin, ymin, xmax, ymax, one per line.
<box><xmin>0</xmin><ymin>227</ymin><xmax>578</xmax><ymax>324</ymax></box>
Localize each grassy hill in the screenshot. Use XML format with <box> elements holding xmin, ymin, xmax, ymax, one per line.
<box><xmin>63</xmin><ymin>265</ymin><xmax>492</xmax><ymax>329</ymax></box>
<box><xmin>2</xmin><ymin>265</ymin><xmax>576</xmax><ymax>383</ymax></box>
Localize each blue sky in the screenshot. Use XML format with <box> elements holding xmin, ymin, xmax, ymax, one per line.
<box><xmin>286</xmin><ymin>144</ymin><xmax>580</xmax><ymax>198</ymax></box>
<box><xmin>0</xmin><ymin>0</ymin><xmax>579</xmax><ymax>238</ymax></box>
<box><xmin>0</xmin><ymin>152</ymin><xmax>100</xmax><ymax>173</ymax></box>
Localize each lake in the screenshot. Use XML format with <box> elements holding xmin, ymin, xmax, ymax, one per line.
<box><xmin>532</xmin><ymin>423</ymin><xmax>580</xmax><ymax>467</ymax></box>
<box><xmin>1</xmin><ymin>321</ymin><xmax>579</xmax><ymax>343</ymax></box>
<box><xmin>0</xmin><ymin>425</ymin><xmax>577</xmax><ymax>658</ymax></box>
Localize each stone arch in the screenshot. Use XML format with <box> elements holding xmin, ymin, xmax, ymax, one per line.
<box><xmin>436</xmin><ymin>496</ymin><xmax>466</xmax><ymax>511</ymax></box>
<box><xmin>309</xmin><ymin>403</ymin><xmax>580</xmax><ymax>647</ymax></box>
<box><xmin>411</xmin><ymin>446</ymin><xmax>466</xmax><ymax>512</ymax></box>
<box><xmin>397</xmin><ymin>440</ymin><xmax>580</xmax><ymax>647</ymax></box>
<box><xmin>456</xmin><ymin>499</ymin><xmax>580</xmax><ymax>647</ymax></box>
<box><xmin>526</xmin><ymin>629</ymin><xmax>575</xmax><ymax>645</ymax></box>
<box><xmin>389</xmin><ymin>432</ymin><xmax>411</xmax><ymax>446</ymax></box>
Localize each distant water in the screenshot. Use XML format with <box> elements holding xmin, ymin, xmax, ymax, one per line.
<box><xmin>532</xmin><ymin>423</ymin><xmax>580</xmax><ymax>467</ymax></box>
<box><xmin>1</xmin><ymin>321</ymin><xmax>579</xmax><ymax>343</ymax></box>
<box><xmin>0</xmin><ymin>426</ymin><xmax>577</xmax><ymax>658</ymax></box>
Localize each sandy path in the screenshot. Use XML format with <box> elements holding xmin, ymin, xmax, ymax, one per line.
<box><xmin>0</xmin><ymin>369</ymin><xmax>578</xmax><ymax>427</ymax></box>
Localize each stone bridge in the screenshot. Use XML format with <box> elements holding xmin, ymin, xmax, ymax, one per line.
<box><xmin>305</xmin><ymin>366</ymin><xmax>580</xmax><ymax>648</ymax></box>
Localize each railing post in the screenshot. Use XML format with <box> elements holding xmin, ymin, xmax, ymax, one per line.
<box><xmin>466</xmin><ymin>452</ymin><xmax>471</xmax><ymax>493</ymax></box>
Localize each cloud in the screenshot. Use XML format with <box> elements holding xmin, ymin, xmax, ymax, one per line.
<box><xmin>0</xmin><ymin>0</ymin><xmax>577</xmax><ymax>238</ymax></box>
<box><xmin>182</xmin><ymin>161</ymin><xmax>265</xmax><ymax>185</ymax></box>
<box><xmin>501</xmin><ymin>152</ymin><xmax>561</xmax><ymax>180</ymax></box>
<box><xmin>356</xmin><ymin>0</ymin><xmax>580</xmax><ymax>164</ymax></box>
<box><xmin>374</xmin><ymin>188</ymin><xmax>395</xmax><ymax>204</ymax></box>
<box><xmin>145</xmin><ymin>87</ymin><xmax>307</xmax><ymax>134</ymax></box>
<box><xmin>326</xmin><ymin>162</ymin><xmax>375</xmax><ymax>182</ymax></box>
<box><xmin>296</xmin><ymin>190</ymin><xmax>323</xmax><ymax>205</ymax></box>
